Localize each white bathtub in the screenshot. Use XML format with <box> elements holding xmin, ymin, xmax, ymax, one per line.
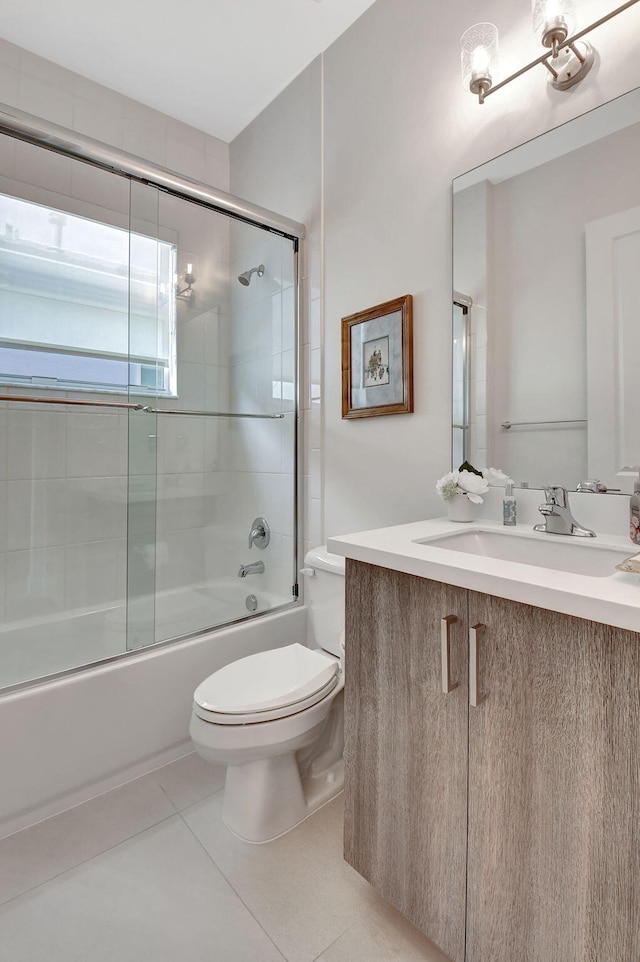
<box><xmin>0</xmin><ymin>580</ymin><xmax>285</xmax><ymax>691</ymax></box>
<box><xmin>0</xmin><ymin>601</ymin><xmax>305</xmax><ymax>839</ymax></box>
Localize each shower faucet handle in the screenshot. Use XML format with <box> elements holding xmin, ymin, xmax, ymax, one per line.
<box><xmin>248</xmin><ymin>517</ymin><xmax>270</xmax><ymax>549</ymax></box>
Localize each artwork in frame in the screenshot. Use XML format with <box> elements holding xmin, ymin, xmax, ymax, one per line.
<box><xmin>341</xmin><ymin>294</ymin><xmax>413</xmax><ymax>419</ymax></box>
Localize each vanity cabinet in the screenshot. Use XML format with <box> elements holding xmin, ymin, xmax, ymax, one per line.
<box><xmin>344</xmin><ymin>560</ymin><xmax>640</xmax><ymax>962</ymax></box>
<box><xmin>343</xmin><ymin>560</ymin><xmax>469</xmax><ymax>962</ymax></box>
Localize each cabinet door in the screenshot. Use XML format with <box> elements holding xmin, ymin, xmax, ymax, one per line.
<box><xmin>344</xmin><ymin>561</ymin><xmax>469</xmax><ymax>962</ymax></box>
<box><xmin>466</xmin><ymin>592</ymin><xmax>640</xmax><ymax>962</ymax></box>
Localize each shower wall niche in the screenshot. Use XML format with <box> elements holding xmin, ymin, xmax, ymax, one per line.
<box><xmin>0</xmin><ymin>125</ymin><xmax>300</xmax><ymax>691</ymax></box>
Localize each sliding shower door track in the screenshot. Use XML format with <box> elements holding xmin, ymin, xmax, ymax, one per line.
<box><xmin>0</xmin><ymin>394</ymin><xmax>288</xmax><ymax>418</ymax></box>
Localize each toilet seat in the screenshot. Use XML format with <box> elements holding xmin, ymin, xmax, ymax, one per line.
<box><xmin>193</xmin><ymin>643</ymin><xmax>340</xmax><ymax>725</ymax></box>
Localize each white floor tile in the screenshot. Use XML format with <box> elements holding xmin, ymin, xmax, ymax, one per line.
<box><xmin>0</xmin><ymin>776</ymin><xmax>175</xmax><ymax>906</ymax></box>
<box><xmin>149</xmin><ymin>752</ymin><xmax>226</xmax><ymax>811</ymax></box>
<box><xmin>315</xmin><ymin>894</ymin><xmax>452</xmax><ymax>962</ymax></box>
<box><xmin>183</xmin><ymin>793</ymin><xmax>386</xmax><ymax>962</ymax></box>
<box><xmin>2</xmin><ymin>754</ymin><xmax>454</xmax><ymax>962</ymax></box>
<box><xmin>0</xmin><ymin>816</ymin><xmax>286</xmax><ymax>962</ymax></box>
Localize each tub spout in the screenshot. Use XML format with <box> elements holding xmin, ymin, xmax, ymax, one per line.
<box><xmin>238</xmin><ymin>561</ymin><xmax>265</xmax><ymax>578</ymax></box>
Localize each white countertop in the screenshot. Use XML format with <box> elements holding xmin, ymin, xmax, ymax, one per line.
<box><xmin>327</xmin><ymin>518</ymin><xmax>640</xmax><ymax>633</ymax></box>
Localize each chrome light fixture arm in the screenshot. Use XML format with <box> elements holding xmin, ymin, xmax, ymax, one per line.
<box><xmin>463</xmin><ymin>0</ymin><xmax>640</xmax><ymax>105</ymax></box>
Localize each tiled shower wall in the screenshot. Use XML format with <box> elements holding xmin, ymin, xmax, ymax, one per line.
<box><xmin>216</xmin><ymin>225</ymin><xmax>298</xmax><ymax>602</ymax></box>
<box><xmin>229</xmin><ymin>58</ymin><xmax>323</xmax><ymax>561</ymax></box>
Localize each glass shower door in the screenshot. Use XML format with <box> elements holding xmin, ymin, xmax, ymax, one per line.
<box><xmin>125</xmin><ymin>184</ymin><xmax>299</xmax><ymax>646</ymax></box>
<box><xmin>0</xmin><ymin>138</ymin><xmax>136</xmax><ymax>687</ymax></box>
<box><xmin>0</xmin><ymin>129</ymin><xmax>300</xmax><ymax>691</ymax></box>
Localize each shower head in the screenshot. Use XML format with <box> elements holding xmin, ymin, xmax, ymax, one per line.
<box><xmin>238</xmin><ymin>264</ymin><xmax>265</xmax><ymax>286</ymax></box>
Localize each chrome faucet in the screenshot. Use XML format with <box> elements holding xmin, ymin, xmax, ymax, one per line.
<box><xmin>248</xmin><ymin>517</ymin><xmax>270</xmax><ymax>549</ymax></box>
<box><xmin>533</xmin><ymin>486</ymin><xmax>595</xmax><ymax>538</ymax></box>
<box><xmin>238</xmin><ymin>561</ymin><xmax>265</xmax><ymax>578</ymax></box>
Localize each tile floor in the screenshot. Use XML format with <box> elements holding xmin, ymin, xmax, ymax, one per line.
<box><xmin>0</xmin><ymin>753</ymin><xmax>451</xmax><ymax>961</ymax></box>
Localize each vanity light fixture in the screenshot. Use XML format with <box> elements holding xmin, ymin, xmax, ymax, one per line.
<box><xmin>462</xmin><ymin>0</ymin><xmax>640</xmax><ymax>104</ymax></box>
<box><xmin>176</xmin><ymin>262</ymin><xmax>196</xmax><ymax>299</ymax></box>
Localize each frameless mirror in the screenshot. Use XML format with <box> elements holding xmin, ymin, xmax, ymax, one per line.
<box><xmin>453</xmin><ymin>85</ymin><xmax>640</xmax><ymax>493</ymax></box>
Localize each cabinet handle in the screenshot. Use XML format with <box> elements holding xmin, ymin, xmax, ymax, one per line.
<box><xmin>441</xmin><ymin>615</ymin><xmax>459</xmax><ymax>694</ymax></box>
<box><xmin>469</xmin><ymin>623</ymin><xmax>486</xmax><ymax>707</ymax></box>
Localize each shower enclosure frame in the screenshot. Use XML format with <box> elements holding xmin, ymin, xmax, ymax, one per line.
<box><xmin>0</xmin><ymin>101</ymin><xmax>306</xmax><ymax>693</ymax></box>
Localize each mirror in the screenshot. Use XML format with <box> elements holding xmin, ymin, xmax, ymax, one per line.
<box><xmin>453</xmin><ymin>86</ymin><xmax>640</xmax><ymax>493</ymax></box>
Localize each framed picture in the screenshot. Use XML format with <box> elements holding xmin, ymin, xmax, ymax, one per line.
<box><xmin>341</xmin><ymin>294</ymin><xmax>413</xmax><ymax>419</ymax></box>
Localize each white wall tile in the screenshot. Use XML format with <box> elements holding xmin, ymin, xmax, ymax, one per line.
<box><xmin>308</xmin><ymin>246</ymin><xmax>321</xmax><ymax>301</ymax></box>
<box><xmin>202</xmin><ymin>309</ymin><xmax>230</xmax><ymax>366</ymax></box>
<box><xmin>18</xmin><ymin>74</ymin><xmax>74</xmax><ymax>128</ymax></box>
<box><xmin>73</xmin><ymin>95</ymin><xmax>123</xmax><ymax>147</ymax></box>
<box><xmin>6</xmin><ymin>480</ymin><xmax>68</xmax><ymax>550</ymax></box>
<box><xmin>309</xmin><ymin>295</ymin><xmax>321</xmax><ymax>350</ymax></box>
<box><xmin>306</xmin><ymin>496</ymin><xmax>322</xmax><ymax>549</ymax></box>
<box><xmin>65</xmin><ymin>478</ymin><xmax>128</xmax><ymax>544</ymax></box>
<box><xmin>66</xmin><ymin>412</ymin><xmax>122</xmax><ymax>479</ymax></box>
<box><xmin>155</xmin><ymin>528</ymin><xmax>206</xmax><ymax>592</ymax></box>
<box><xmin>14</xmin><ymin>139</ymin><xmax>73</xmax><ymax>197</ymax></box>
<box><xmin>65</xmin><ymin>539</ymin><xmax>127</xmax><ymax>610</ymax></box>
<box><xmin>157</xmin><ymin>474</ymin><xmax>205</xmax><ymax>533</ymax></box>
<box><xmin>157</xmin><ymin>418</ymin><xmax>205</xmax><ymax>475</ymax></box>
<box><xmin>204</xmin><ymin>365</ymin><xmax>230</xmax><ymax>415</ymax></box>
<box><xmin>282</xmin><ymin>285</ymin><xmax>295</xmax><ymax>352</ymax></box>
<box><xmin>0</xmin><ymin>64</ymin><xmax>19</xmax><ymax>113</ymax></box>
<box><xmin>5</xmin><ymin>546</ymin><xmax>66</xmax><ymax>622</ymax></box>
<box><xmin>122</xmin><ymin>117</ymin><xmax>166</xmax><ymax>167</ymax></box>
<box><xmin>175</xmin><ymin>361</ymin><xmax>206</xmax><ymax>410</ymax></box>
<box><xmin>309</xmin><ymin>347</ymin><xmax>322</xmax><ymax>401</ymax></box>
<box><xmin>0</xmin><ymin>130</ymin><xmax>16</xmax><ymax>179</ymax></box>
<box><xmin>304</xmin><ymin>404</ymin><xmax>321</xmax><ymax>452</ymax></box>
<box><xmin>166</xmin><ymin>137</ymin><xmax>207</xmax><ymax>183</ymax></box>
<box><xmin>178</xmin><ymin>315</ymin><xmax>206</xmax><ymax>365</ymax></box>
<box><xmin>5</xmin><ymin>405</ymin><xmax>67</xmax><ymax>480</ymax></box>
<box><xmin>70</xmin><ymin>161</ymin><xmax>129</xmax><ymax>215</ymax></box>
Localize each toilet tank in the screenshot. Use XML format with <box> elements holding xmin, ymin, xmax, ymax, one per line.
<box><xmin>303</xmin><ymin>546</ymin><xmax>345</xmax><ymax>658</ymax></box>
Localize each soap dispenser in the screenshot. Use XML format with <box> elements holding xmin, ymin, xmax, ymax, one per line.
<box><xmin>503</xmin><ymin>482</ymin><xmax>517</xmax><ymax>526</ymax></box>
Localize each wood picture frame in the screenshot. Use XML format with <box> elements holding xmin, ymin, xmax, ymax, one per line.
<box><xmin>341</xmin><ymin>294</ymin><xmax>413</xmax><ymax>419</ymax></box>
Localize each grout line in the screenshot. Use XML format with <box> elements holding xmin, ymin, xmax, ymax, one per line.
<box><xmin>0</xmin><ymin>810</ymin><xmax>179</xmax><ymax>910</ymax></box>
<box><xmin>309</xmin><ymin>921</ymin><xmax>355</xmax><ymax>962</ymax></box>
<box><xmin>177</xmin><ymin>809</ymin><xmax>289</xmax><ymax>962</ymax></box>
<box><xmin>0</xmin><ymin>765</ymin><xmax>226</xmax><ymax>911</ymax></box>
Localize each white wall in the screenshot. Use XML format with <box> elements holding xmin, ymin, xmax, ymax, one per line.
<box><xmin>230</xmin><ymin>0</ymin><xmax>640</xmax><ymax>542</ymax></box>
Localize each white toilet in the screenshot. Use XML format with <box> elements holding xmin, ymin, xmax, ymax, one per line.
<box><xmin>189</xmin><ymin>546</ymin><xmax>345</xmax><ymax>842</ymax></box>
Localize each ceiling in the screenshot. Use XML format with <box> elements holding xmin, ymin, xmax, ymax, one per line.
<box><xmin>0</xmin><ymin>0</ymin><xmax>377</xmax><ymax>142</ymax></box>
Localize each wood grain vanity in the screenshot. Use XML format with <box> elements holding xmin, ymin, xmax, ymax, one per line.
<box><xmin>330</xmin><ymin>521</ymin><xmax>640</xmax><ymax>962</ymax></box>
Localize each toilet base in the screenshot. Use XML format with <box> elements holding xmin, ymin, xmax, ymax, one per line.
<box><xmin>223</xmin><ymin>751</ymin><xmax>344</xmax><ymax>843</ymax></box>
<box><xmin>191</xmin><ymin>680</ymin><xmax>345</xmax><ymax>843</ymax></box>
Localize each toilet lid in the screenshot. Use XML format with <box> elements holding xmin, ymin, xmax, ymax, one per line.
<box><xmin>193</xmin><ymin>643</ymin><xmax>339</xmax><ymax>715</ymax></box>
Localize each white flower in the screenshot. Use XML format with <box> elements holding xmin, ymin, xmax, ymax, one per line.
<box><xmin>436</xmin><ymin>463</ymin><xmax>508</xmax><ymax>505</ymax></box>
<box><xmin>457</xmin><ymin>470</ymin><xmax>489</xmax><ymax>504</ymax></box>
<box><xmin>483</xmin><ymin>467</ymin><xmax>514</xmax><ymax>486</ymax></box>
<box><xmin>435</xmin><ymin>470</ymin><xmax>460</xmax><ymax>502</ymax></box>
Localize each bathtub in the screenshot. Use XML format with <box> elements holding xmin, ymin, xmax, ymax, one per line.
<box><xmin>0</xmin><ymin>599</ymin><xmax>305</xmax><ymax>839</ymax></box>
<box><xmin>0</xmin><ymin>580</ymin><xmax>285</xmax><ymax>691</ymax></box>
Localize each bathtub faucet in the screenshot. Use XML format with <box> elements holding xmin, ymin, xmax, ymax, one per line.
<box><xmin>248</xmin><ymin>517</ymin><xmax>270</xmax><ymax>549</ymax></box>
<box><xmin>238</xmin><ymin>561</ymin><xmax>265</xmax><ymax>578</ymax></box>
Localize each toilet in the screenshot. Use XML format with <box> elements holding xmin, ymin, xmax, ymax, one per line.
<box><xmin>189</xmin><ymin>546</ymin><xmax>345</xmax><ymax>842</ymax></box>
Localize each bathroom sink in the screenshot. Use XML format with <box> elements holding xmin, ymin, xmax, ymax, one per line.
<box><xmin>416</xmin><ymin>529</ymin><xmax>631</xmax><ymax>578</ymax></box>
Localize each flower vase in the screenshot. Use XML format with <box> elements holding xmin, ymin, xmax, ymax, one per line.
<box><xmin>447</xmin><ymin>494</ymin><xmax>475</xmax><ymax>522</ymax></box>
